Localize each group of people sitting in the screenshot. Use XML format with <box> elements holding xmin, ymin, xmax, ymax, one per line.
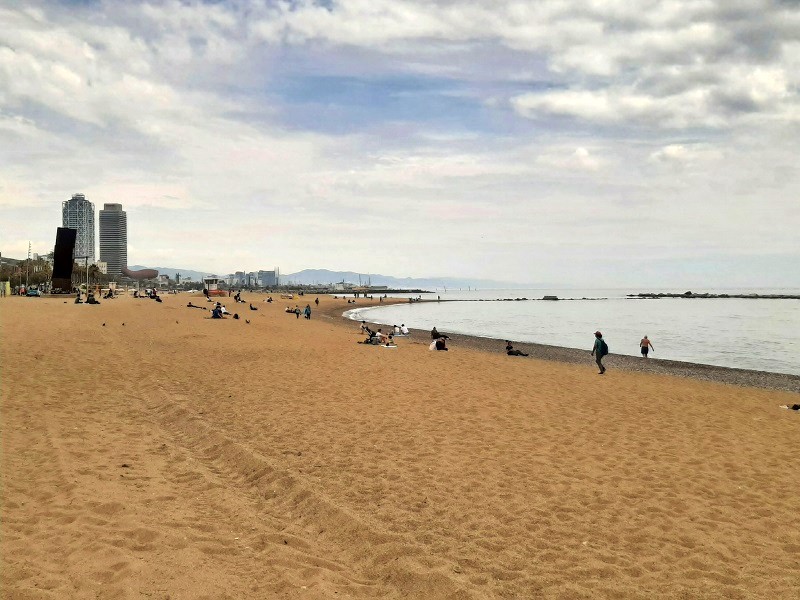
<box><xmin>75</xmin><ymin>291</ymin><xmax>102</xmax><ymax>305</ymax></box>
<box><xmin>285</xmin><ymin>304</ymin><xmax>312</xmax><ymax>319</ymax></box>
<box><xmin>430</xmin><ymin>327</ymin><xmax>449</xmax><ymax>351</ymax></box>
<box><xmin>211</xmin><ymin>302</ymin><xmax>238</xmax><ymax>319</ymax></box>
<box><xmin>358</xmin><ymin>322</ymin><xmax>396</xmax><ymax>346</ymax></box>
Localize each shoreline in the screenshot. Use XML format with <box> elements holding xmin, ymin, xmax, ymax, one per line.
<box><xmin>320</xmin><ymin>298</ymin><xmax>800</xmax><ymax>394</ymax></box>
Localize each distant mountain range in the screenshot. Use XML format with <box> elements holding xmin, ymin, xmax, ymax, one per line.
<box><xmin>130</xmin><ymin>265</ymin><xmax>526</xmax><ymax>289</ymax></box>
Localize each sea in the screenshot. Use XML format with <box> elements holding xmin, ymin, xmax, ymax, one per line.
<box><xmin>343</xmin><ymin>288</ymin><xmax>800</xmax><ymax>376</ymax></box>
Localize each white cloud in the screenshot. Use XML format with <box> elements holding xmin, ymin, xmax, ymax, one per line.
<box><xmin>0</xmin><ymin>1</ymin><xmax>798</xmax><ymax>284</ymax></box>
<box><xmin>649</xmin><ymin>144</ymin><xmax>724</xmax><ymax>164</ymax></box>
<box><xmin>535</xmin><ymin>147</ymin><xmax>604</xmax><ymax>172</ymax></box>
<box><xmin>242</xmin><ymin>1</ymin><xmax>800</xmax><ymax>131</ymax></box>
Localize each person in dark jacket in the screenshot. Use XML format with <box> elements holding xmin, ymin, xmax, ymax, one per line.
<box><xmin>591</xmin><ymin>331</ymin><xmax>607</xmax><ymax>374</ymax></box>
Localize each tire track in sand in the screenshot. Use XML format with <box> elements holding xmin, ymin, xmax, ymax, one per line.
<box><xmin>146</xmin><ymin>392</ymin><xmax>473</xmax><ymax>599</ymax></box>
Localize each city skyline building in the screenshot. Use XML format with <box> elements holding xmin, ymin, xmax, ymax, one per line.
<box><xmin>99</xmin><ymin>203</ymin><xmax>127</xmax><ymax>277</ymax></box>
<box><xmin>258</xmin><ymin>268</ymin><xmax>280</xmax><ymax>287</ymax></box>
<box><xmin>61</xmin><ymin>193</ymin><xmax>95</xmax><ymax>264</ymax></box>
<box><xmin>222</xmin><ymin>268</ymin><xmax>280</xmax><ymax>288</ymax></box>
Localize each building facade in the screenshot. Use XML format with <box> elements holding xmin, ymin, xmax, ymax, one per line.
<box><xmin>258</xmin><ymin>268</ymin><xmax>280</xmax><ymax>288</ymax></box>
<box><xmin>62</xmin><ymin>193</ymin><xmax>95</xmax><ymax>264</ymax></box>
<box><xmin>98</xmin><ymin>203</ymin><xmax>127</xmax><ymax>277</ymax></box>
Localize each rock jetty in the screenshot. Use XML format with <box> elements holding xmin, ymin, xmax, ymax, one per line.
<box><xmin>628</xmin><ymin>291</ymin><xmax>800</xmax><ymax>300</ymax></box>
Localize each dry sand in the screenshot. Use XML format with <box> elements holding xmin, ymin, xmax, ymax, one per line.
<box><xmin>2</xmin><ymin>294</ymin><xmax>799</xmax><ymax>599</ymax></box>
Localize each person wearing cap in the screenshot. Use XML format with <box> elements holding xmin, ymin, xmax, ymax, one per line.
<box><xmin>591</xmin><ymin>331</ymin><xmax>608</xmax><ymax>374</ymax></box>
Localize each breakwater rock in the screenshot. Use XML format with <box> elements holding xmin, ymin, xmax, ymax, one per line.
<box><xmin>628</xmin><ymin>291</ymin><xmax>800</xmax><ymax>300</ymax></box>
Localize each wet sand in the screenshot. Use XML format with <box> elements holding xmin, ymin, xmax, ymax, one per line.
<box><xmin>2</xmin><ymin>294</ymin><xmax>799</xmax><ymax>599</ymax></box>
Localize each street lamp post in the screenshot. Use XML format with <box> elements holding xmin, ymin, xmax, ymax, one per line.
<box><xmin>73</xmin><ymin>256</ymin><xmax>90</xmax><ymax>297</ymax></box>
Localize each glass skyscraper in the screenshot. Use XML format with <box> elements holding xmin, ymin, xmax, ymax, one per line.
<box><xmin>99</xmin><ymin>203</ymin><xmax>128</xmax><ymax>277</ymax></box>
<box><xmin>61</xmin><ymin>193</ymin><xmax>95</xmax><ymax>264</ymax></box>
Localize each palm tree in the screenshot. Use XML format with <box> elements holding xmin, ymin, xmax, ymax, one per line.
<box><xmin>88</xmin><ymin>264</ymin><xmax>101</xmax><ymax>285</ymax></box>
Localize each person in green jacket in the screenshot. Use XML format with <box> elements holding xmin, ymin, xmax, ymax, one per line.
<box><xmin>591</xmin><ymin>331</ymin><xmax>608</xmax><ymax>374</ymax></box>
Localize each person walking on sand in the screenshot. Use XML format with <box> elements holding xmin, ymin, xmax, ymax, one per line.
<box><xmin>591</xmin><ymin>331</ymin><xmax>608</xmax><ymax>374</ymax></box>
<box><xmin>304</xmin><ymin>304</ymin><xmax>311</xmax><ymax>319</ymax></box>
<box><xmin>640</xmin><ymin>335</ymin><xmax>654</xmax><ymax>358</ymax></box>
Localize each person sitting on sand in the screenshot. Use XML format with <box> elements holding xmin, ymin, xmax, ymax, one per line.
<box><xmin>384</xmin><ymin>335</ymin><xmax>397</xmax><ymax>347</ymax></box>
<box><xmin>431</xmin><ymin>327</ymin><xmax>449</xmax><ymax>340</ymax></box>
<box><xmin>187</xmin><ymin>302</ymin><xmax>206</xmax><ymax>310</ymax></box>
<box><xmin>780</xmin><ymin>404</ymin><xmax>800</xmax><ymax>411</ymax></box>
<box><xmin>435</xmin><ymin>337</ymin><xmax>448</xmax><ymax>351</ymax></box>
<box><xmin>640</xmin><ymin>335</ymin><xmax>654</xmax><ymax>358</ymax></box>
<box><xmin>400</xmin><ymin>324</ymin><xmax>409</xmax><ymax>335</ymax></box>
<box><xmin>211</xmin><ymin>306</ymin><xmax>223</xmax><ymax>319</ymax></box>
<box><xmin>249</xmin><ymin>303</ymin><xmax>258</xmax><ymax>311</ymax></box>
<box><xmin>372</xmin><ymin>328</ymin><xmax>387</xmax><ymax>343</ymax></box>
<box><xmin>506</xmin><ymin>341</ymin><xmax>529</xmax><ymax>357</ymax></box>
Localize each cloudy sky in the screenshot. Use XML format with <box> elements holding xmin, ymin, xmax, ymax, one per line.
<box><xmin>1</xmin><ymin>0</ymin><xmax>798</xmax><ymax>287</ymax></box>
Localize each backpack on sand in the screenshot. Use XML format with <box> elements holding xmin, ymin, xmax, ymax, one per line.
<box><xmin>599</xmin><ymin>339</ymin><xmax>609</xmax><ymax>356</ymax></box>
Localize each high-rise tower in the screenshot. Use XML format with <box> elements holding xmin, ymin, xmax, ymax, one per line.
<box><xmin>99</xmin><ymin>203</ymin><xmax>128</xmax><ymax>277</ymax></box>
<box><xmin>61</xmin><ymin>193</ymin><xmax>95</xmax><ymax>264</ymax></box>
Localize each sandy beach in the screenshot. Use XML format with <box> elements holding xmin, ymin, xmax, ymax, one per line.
<box><xmin>2</xmin><ymin>293</ymin><xmax>799</xmax><ymax>599</ymax></box>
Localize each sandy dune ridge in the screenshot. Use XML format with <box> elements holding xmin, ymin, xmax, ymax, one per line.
<box><xmin>1</xmin><ymin>294</ymin><xmax>799</xmax><ymax>599</ymax></box>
